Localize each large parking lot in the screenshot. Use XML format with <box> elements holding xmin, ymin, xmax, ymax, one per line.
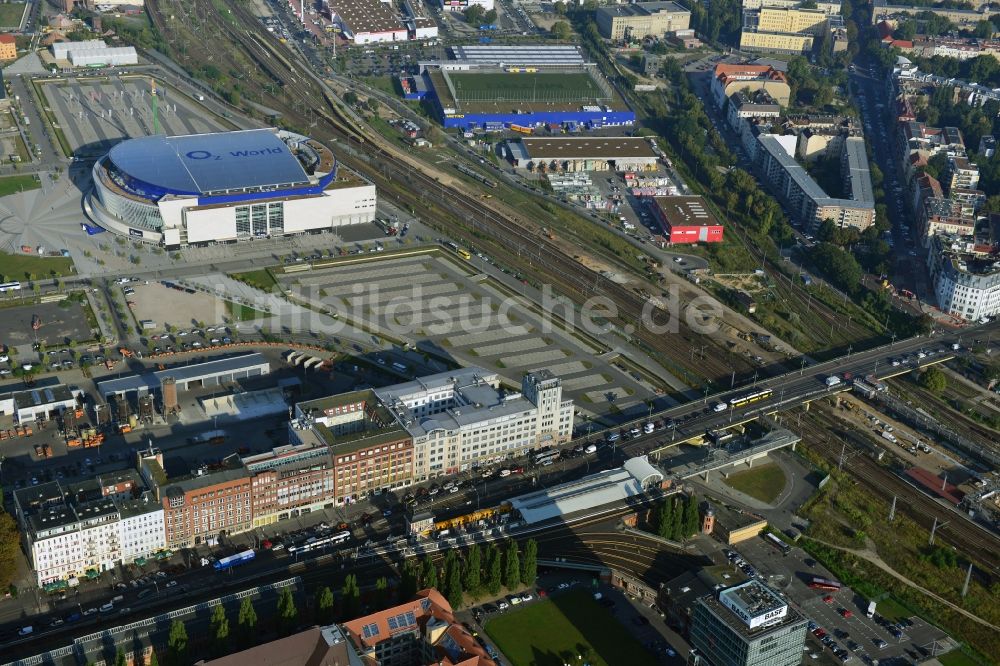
<box><xmin>279</xmin><ymin>252</ymin><xmax>653</xmax><ymax>413</ymax></box>
<box><xmin>39</xmin><ymin>75</ymin><xmax>236</xmax><ymax>157</ymax></box>
<box><xmin>729</xmin><ymin>538</ymin><xmax>953</xmax><ymax>665</ymax></box>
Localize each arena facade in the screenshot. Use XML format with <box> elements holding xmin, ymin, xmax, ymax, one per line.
<box><xmin>87</xmin><ymin>129</ymin><xmax>377</xmax><ymax>248</ymax></box>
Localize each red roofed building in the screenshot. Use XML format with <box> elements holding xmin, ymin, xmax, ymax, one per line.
<box><xmin>343</xmin><ymin>589</ymin><xmax>495</xmax><ymax>666</ymax></box>
<box><xmin>711</xmin><ymin>63</ymin><xmax>790</xmax><ymax>107</ymax></box>
<box><xmin>0</xmin><ymin>34</ymin><xmax>16</xmax><ymax>61</ymax></box>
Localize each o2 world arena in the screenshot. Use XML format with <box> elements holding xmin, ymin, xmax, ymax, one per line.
<box><xmin>87</xmin><ymin>129</ymin><xmax>377</xmax><ymax>248</ymax></box>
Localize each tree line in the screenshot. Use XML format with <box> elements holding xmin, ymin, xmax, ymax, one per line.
<box><xmin>135</xmin><ymin>540</ymin><xmax>539</xmax><ymax>665</ymax></box>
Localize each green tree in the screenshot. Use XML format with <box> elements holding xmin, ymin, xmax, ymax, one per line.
<box><xmin>375</xmin><ymin>576</ymin><xmax>390</xmax><ymax>609</ymax></box>
<box><xmin>421</xmin><ymin>555</ymin><xmax>439</xmax><ymax>590</ymax></box>
<box><xmin>656</xmin><ymin>500</ymin><xmax>675</xmax><ymax>539</ymax></box>
<box><xmin>441</xmin><ymin>550</ymin><xmax>458</xmax><ymax>599</ymax></box>
<box><xmin>399</xmin><ymin>558</ymin><xmax>420</xmax><ymax>601</ymax></box>
<box><xmin>147</xmin><ymin>649</ymin><xmax>159</xmax><ymax>666</ymax></box>
<box><xmin>464</xmin><ymin>4</ymin><xmax>485</xmax><ymax>24</ymax></box>
<box><xmin>919</xmin><ymin>366</ymin><xmax>947</xmax><ymax>395</ymax></box>
<box><xmin>520</xmin><ymin>539</ymin><xmax>538</xmax><ymax>586</ymax></box>
<box><xmin>551</xmin><ymin>20</ymin><xmax>572</xmax><ymax>40</ymax></box>
<box><xmin>341</xmin><ymin>574</ymin><xmax>361</xmax><ymax>619</ymax></box>
<box><xmin>464</xmin><ymin>543</ymin><xmax>482</xmax><ymax>592</ymax></box>
<box><xmin>209</xmin><ymin>603</ymin><xmax>230</xmax><ymax>656</ymax></box>
<box><xmin>114</xmin><ymin>648</ymin><xmax>127</xmax><ymax>666</ymax></box>
<box><xmin>0</xmin><ymin>509</ymin><xmax>21</xmax><ymax>591</ymax></box>
<box><xmin>237</xmin><ymin>596</ymin><xmax>257</xmax><ymax>647</ymax></box>
<box><xmin>446</xmin><ymin>557</ymin><xmax>464</xmax><ymax>609</ymax></box>
<box><xmin>343</xmin><ymin>90</ymin><xmax>359</xmax><ymax>106</ymax></box>
<box><xmin>670</xmin><ymin>498</ymin><xmax>683</xmax><ymax>541</ymax></box>
<box><xmin>503</xmin><ymin>540</ymin><xmax>520</xmax><ymax>590</ymax></box>
<box><xmin>683</xmin><ymin>495</ymin><xmax>701</xmax><ymax>538</ymax></box>
<box><xmin>484</xmin><ymin>8</ymin><xmax>498</xmax><ymax>23</ymax></box>
<box><xmin>316</xmin><ymin>586</ymin><xmax>335</xmax><ymax>624</ymax></box>
<box><xmin>486</xmin><ymin>544</ymin><xmax>502</xmax><ymax>595</ymax></box>
<box><xmin>276</xmin><ymin>587</ymin><xmax>299</xmax><ymax>636</ymax></box>
<box><xmin>166</xmin><ymin>619</ymin><xmax>188</xmax><ymax>666</ymax></box>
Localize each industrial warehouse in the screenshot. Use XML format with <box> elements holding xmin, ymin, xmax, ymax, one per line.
<box><xmin>86</xmin><ymin>129</ymin><xmax>377</xmax><ymax>247</ymax></box>
<box><xmin>651</xmin><ymin>195</ymin><xmax>725</xmax><ymax>244</ymax></box>
<box><xmin>95</xmin><ymin>353</ymin><xmax>271</xmax><ymax>399</ymax></box>
<box><xmin>505</xmin><ymin>137</ymin><xmax>660</xmax><ymax>172</ymax></box>
<box><xmin>417</xmin><ymin>46</ymin><xmax>635</xmax><ymax>131</ymax></box>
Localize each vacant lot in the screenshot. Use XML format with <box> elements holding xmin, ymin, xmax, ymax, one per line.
<box><xmin>0</xmin><ymin>175</ymin><xmax>40</xmax><ymax>198</ymax></box>
<box><xmin>0</xmin><ymin>2</ymin><xmax>24</xmax><ymax>28</ymax></box>
<box><xmin>723</xmin><ymin>463</ymin><xmax>787</xmax><ymax>504</ymax></box>
<box><xmin>485</xmin><ymin>589</ymin><xmax>657</xmax><ymax>666</ymax></box>
<box><xmin>0</xmin><ymin>251</ymin><xmax>74</xmax><ymax>282</ymax></box>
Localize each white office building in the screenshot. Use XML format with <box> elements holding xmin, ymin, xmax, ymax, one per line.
<box><xmin>375</xmin><ymin>368</ymin><xmax>574</xmax><ymax>480</ymax></box>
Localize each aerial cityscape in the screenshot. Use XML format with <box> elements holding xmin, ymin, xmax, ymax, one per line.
<box><xmin>0</xmin><ymin>0</ymin><xmax>997</xmax><ymax>664</ymax></box>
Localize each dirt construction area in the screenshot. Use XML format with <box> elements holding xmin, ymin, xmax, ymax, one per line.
<box><xmin>0</xmin><ymin>299</ymin><xmax>96</xmax><ymax>348</ymax></box>
<box><xmin>122</xmin><ymin>282</ymin><xmax>231</xmax><ymax>333</ymax></box>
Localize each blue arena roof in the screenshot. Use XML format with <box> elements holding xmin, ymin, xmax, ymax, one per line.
<box><xmin>108</xmin><ymin>130</ymin><xmax>311</xmax><ymax>196</ymax></box>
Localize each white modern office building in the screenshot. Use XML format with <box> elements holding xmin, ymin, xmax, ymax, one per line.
<box><xmin>374</xmin><ymin>367</ymin><xmax>575</xmax><ymax>480</ymax></box>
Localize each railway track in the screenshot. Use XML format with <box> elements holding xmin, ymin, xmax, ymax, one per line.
<box><xmin>143</xmin><ymin>0</ymin><xmax>752</xmax><ymax>385</ymax></box>
<box><xmin>795</xmin><ymin>406</ymin><xmax>1000</xmax><ymax>577</ymax></box>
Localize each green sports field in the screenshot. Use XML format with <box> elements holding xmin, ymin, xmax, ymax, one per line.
<box><xmin>484</xmin><ymin>589</ymin><xmax>659</xmax><ymax>666</ymax></box>
<box><xmin>447</xmin><ymin>71</ymin><xmax>605</xmax><ymax>103</ymax></box>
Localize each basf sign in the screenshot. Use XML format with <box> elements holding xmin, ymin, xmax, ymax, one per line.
<box><xmin>720</xmin><ymin>588</ymin><xmax>788</xmax><ymax>629</ymax></box>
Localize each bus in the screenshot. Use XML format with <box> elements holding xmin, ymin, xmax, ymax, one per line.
<box><xmin>0</xmin><ymin>281</ymin><xmax>21</xmax><ymax>293</ymax></box>
<box><xmin>532</xmin><ymin>448</ymin><xmax>561</xmax><ymax>466</ymax></box>
<box><xmin>444</xmin><ymin>241</ymin><xmax>459</xmax><ymax>253</ymax></box>
<box><xmin>808</xmin><ymin>577</ymin><xmax>842</xmax><ymax>591</ymax></box>
<box><xmin>457</xmin><ymin>248</ymin><xmax>472</xmax><ymax>261</ymax></box>
<box><xmin>765</xmin><ymin>532</ymin><xmax>791</xmax><ymax>555</ymax></box>
<box><xmin>729</xmin><ymin>387</ymin><xmax>774</xmax><ymax>408</ymax></box>
<box><xmin>288</xmin><ymin>530</ymin><xmax>351</xmax><ymax>554</ymax></box>
<box><xmin>214</xmin><ymin>549</ymin><xmax>255</xmax><ymax>572</ymax></box>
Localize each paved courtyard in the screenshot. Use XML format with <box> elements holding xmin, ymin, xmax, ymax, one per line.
<box><xmin>278</xmin><ymin>252</ymin><xmax>654</xmax><ymax>413</ymax></box>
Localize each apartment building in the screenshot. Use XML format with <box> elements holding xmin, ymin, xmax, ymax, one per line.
<box><xmin>293</xmin><ymin>389</ymin><xmax>415</xmax><ymax>503</ymax></box>
<box><xmin>740</xmin><ymin>7</ymin><xmax>842</xmax><ymax>54</ymax></box>
<box><xmin>342</xmin><ymin>588</ymin><xmax>494</xmax><ymax>666</ymax></box>
<box><xmin>373</xmin><ymin>368</ymin><xmax>574</xmax><ymax>481</ymax></box>
<box><xmin>871</xmin><ymin>0</ymin><xmax>989</xmax><ymax>27</ymax></box>
<box><xmin>898</xmin><ymin>122</ymin><xmax>966</xmax><ymax>162</ymax></box>
<box><xmin>930</xmin><ymin>232</ymin><xmax>1000</xmax><ymax>321</ymax></box>
<box><xmin>947</xmin><ymin>156</ymin><xmax>980</xmax><ymax>193</ymax></box>
<box><xmin>741</xmin><ymin>0</ymin><xmax>842</xmax><ymax>15</ymax></box>
<box><xmin>154</xmin><ymin>458</ymin><xmax>252</xmax><ymax>550</ymax></box>
<box><xmin>15</xmin><ymin>481</ymin><xmax>166</xmax><ymax>586</ymax></box>
<box><xmin>756</xmin><ymin>134</ymin><xmax>875</xmax><ymax>230</ymax></box>
<box><xmin>921</xmin><ymin>197</ymin><xmax>977</xmax><ymax>245</ymax></box>
<box><xmin>243</xmin><ymin>442</ymin><xmax>336</xmax><ymax>527</ymax></box>
<box><xmin>117</xmin><ymin>493</ymin><xmax>166</xmax><ymax>565</ymax></box>
<box><xmin>0</xmin><ymin>34</ymin><xmax>17</xmax><ymax>61</ymax></box>
<box><xmin>15</xmin><ymin>484</ymin><xmax>121</xmax><ymax>587</ymax></box>
<box><xmin>711</xmin><ymin>63</ymin><xmax>791</xmax><ymax>107</ymax></box>
<box><xmin>727</xmin><ymin>90</ymin><xmax>782</xmax><ymax>125</ymax></box>
<box><xmin>595</xmin><ymin>1</ymin><xmax>691</xmax><ymax>40</ymax></box>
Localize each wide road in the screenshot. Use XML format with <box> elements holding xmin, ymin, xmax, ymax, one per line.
<box><xmin>0</xmin><ymin>502</ymin><xmax>682</xmax><ymax>661</ymax></box>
